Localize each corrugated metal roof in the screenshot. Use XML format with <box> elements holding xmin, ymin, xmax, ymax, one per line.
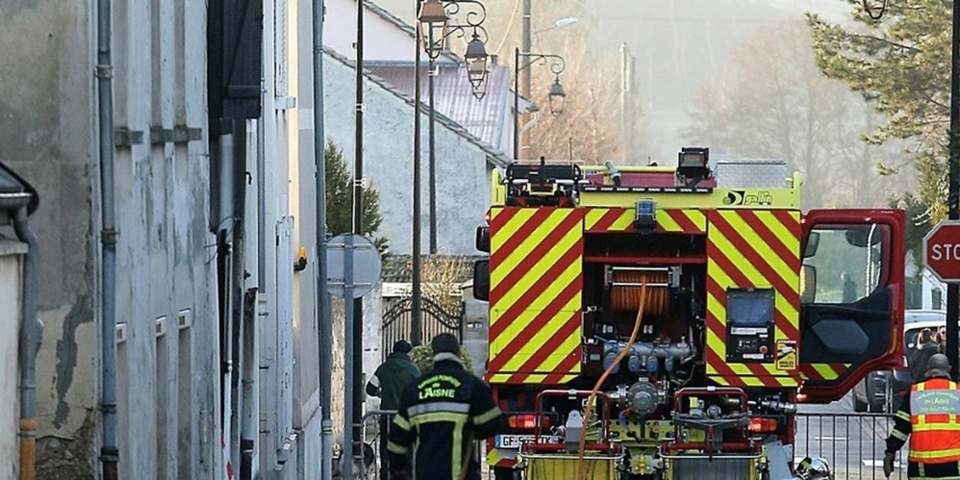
<box><xmin>367</xmin><ymin>63</ymin><xmax>513</xmax><ymax>154</ymax></box>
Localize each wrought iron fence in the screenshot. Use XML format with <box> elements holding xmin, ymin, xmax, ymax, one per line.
<box><xmin>796</xmin><ymin>411</ymin><xmax>907</xmax><ymax>480</ymax></box>
<box><xmin>381</xmin><ymin>297</ymin><xmax>464</xmax><ymax>360</ymax></box>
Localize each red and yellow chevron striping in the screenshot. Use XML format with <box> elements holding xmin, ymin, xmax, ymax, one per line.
<box><xmin>799</xmin><ymin>363</ymin><xmax>850</xmax><ymax>381</ymax></box>
<box><xmin>487</xmin><ymin>207</ymin><xmax>584</xmax><ymax>385</ymax></box>
<box><xmin>705</xmin><ymin>209</ymin><xmax>802</xmax><ymax>388</ymax></box>
<box><xmin>584</xmin><ymin>208</ymin><xmax>707</xmax><ymax>234</ymax></box>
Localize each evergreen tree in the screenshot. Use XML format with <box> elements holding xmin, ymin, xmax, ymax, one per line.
<box><xmin>325</xmin><ymin>140</ymin><xmax>388</xmax><ymax>253</ymax></box>
<box><xmin>808</xmin><ymin>2</ymin><xmax>952</xmax><ymax>219</ymax></box>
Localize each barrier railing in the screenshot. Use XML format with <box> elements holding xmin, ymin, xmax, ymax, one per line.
<box><xmin>796</xmin><ymin>411</ymin><xmax>906</xmax><ymax>480</ymax></box>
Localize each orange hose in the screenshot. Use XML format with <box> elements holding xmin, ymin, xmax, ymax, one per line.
<box><xmin>576</xmin><ymin>281</ymin><xmax>648</xmax><ymax>480</ymax></box>
<box><xmin>610</xmin><ymin>271</ymin><xmax>668</xmax><ymax>314</ymax></box>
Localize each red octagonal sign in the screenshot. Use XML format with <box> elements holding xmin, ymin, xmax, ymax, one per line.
<box><xmin>924</xmin><ymin>221</ymin><xmax>960</xmax><ymax>283</ymax></box>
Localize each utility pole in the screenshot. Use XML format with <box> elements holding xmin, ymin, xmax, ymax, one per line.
<box><xmin>348</xmin><ymin>1</ymin><xmax>365</xmax><ymax>476</ymax></box>
<box><xmin>948</xmin><ymin>0</ymin><xmax>960</xmax><ymax>382</ymax></box>
<box><xmin>620</xmin><ymin>42</ymin><xmax>630</xmax><ymax>163</ymax></box>
<box><xmin>519</xmin><ymin>0</ymin><xmax>531</xmax><ymax>159</ymax></box>
<box><xmin>522</xmin><ymin>0</ymin><xmax>532</xmax><ymax>97</ymax></box>
<box><xmin>429</xmin><ymin>29</ymin><xmax>438</xmax><ymax>254</ymax></box>
<box><xmin>412</xmin><ymin>1</ymin><xmax>423</xmax><ymax>346</ymax></box>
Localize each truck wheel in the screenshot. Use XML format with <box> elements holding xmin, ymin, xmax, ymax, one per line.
<box><xmin>494</xmin><ymin>466</ymin><xmax>519</xmax><ymax>480</ymax></box>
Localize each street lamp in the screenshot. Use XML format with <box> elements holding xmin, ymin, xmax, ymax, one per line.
<box><xmin>417</xmin><ymin>0</ymin><xmax>448</xmax><ymax>60</ymax></box>
<box><xmin>411</xmin><ymin>0</ymin><xmax>490</xmax><ymax>346</ymax></box>
<box><xmin>534</xmin><ymin>16</ymin><xmax>580</xmax><ymax>34</ymax></box>
<box><xmin>464</xmin><ymin>32</ymin><xmax>489</xmax><ymax>98</ymax></box>
<box><xmin>548</xmin><ymin>76</ymin><xmax>566</xmax><ymax>117</ymax></box>
<box><xmin>514</xmin><ymin>48</ymin><xmax>567</xmax><ymax>159</ymax></box>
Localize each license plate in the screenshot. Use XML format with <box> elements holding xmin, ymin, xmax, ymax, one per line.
<box><xmin>495</xmin><ymin>435</ymin><xmax>555</xmax><ymax>449</ymax></box>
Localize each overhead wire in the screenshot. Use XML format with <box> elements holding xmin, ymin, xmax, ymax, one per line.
<box><xmin>493</xmin><ymin>0</ymin><xmax>522</xmax><ymax>55</ymax></box>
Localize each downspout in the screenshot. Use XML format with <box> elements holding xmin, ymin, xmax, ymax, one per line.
<box><xmin>0</xmin><ymin>194</ymin><xmax>41</xmax><ymax>480</ymax></box>
<box><xmin>228</xmin><ymin>121</ymin><xmax>246</xmax><ymax>479</ymax></box>
<box><xmin>96</xmin><ymin>0</ymin><xmax>119</xmax><ymax>475</ymax></box>
<box><xmin>311</xmin><ymin>1</ymin><xmax>335</xmax><ymax>480</ymax></box>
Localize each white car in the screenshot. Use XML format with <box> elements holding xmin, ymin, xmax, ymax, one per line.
<box><xmin>852</xmin><ymin>310</ymin><xmax>946</xmax><ymax>412</ymax></box>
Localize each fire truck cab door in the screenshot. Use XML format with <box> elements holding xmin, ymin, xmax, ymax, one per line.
<box><xmin>798</xmin><ymin>209</ymin><xmax>905</xmax><ymax>403</ymax></box>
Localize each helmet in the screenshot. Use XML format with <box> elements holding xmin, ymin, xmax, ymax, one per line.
<box><xmin>795</xmin><ymin>456</ymin><xmax>834</xmax><ymax>480</ymax></box>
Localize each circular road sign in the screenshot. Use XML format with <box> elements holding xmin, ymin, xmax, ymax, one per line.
<box><xmin>924</xmin><ymin>220</ymin><xmax>960</xmax><ymax>283</ymax></box>
<box><xmin>325</xmin><ymin>234</ymin><xmax>382</xmax><ymax>298</ymax></box>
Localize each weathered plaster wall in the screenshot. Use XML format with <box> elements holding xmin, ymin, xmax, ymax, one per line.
<box><xmin>0</xmin><ymin>241</ymin><xmax>26</xmax><ymax>480</ymax></box>
<box><xmin>0</xmin><ymin>0</ymin><xmax>219</xmax><ymax>478</ymax></box>
<box><xmin>110</xmin><ymin>0</ymin><xmax>219</xmax><ymax>476</ymax></box>
<box><xmin>322</xmin><ymin>53</ymin><xmax>493</xmax><ymax>256</ymax></box>
<box><xmin>0</xmin><ymin>1</ymin><xmax>98</xmax><ymax>477</ymax></box>
<box><xmin>325</xmin><ymin>0</ymin><xmax>424</xmax><ymax>63</ymax></box>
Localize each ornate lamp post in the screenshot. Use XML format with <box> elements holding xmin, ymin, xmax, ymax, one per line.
<box><xmin>513</xmin><ymin>49</ymin><xmax>567</xmax><ymax>159</ymax></box>
<box><xmin>411</xmin><ymin>0</ymin><xmax>489</xmax><ymax>345</ymax></box>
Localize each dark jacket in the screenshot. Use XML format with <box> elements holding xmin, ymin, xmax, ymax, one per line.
<box><xmin>909</xmin><ymin>342</ymin><xmax>939</xmax><ymax>384</ymax></box>
<box><xmin>366</xmin><ymin>352</ymin><xmax>420</xmax><ymax>411</ymax></box>
<box><xmin>387</xmin><ymin>353</ymin><xmax>506</xmax><ymax>480</ymax></box>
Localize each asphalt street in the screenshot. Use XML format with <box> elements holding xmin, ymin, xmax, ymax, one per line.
<box><xmin>795</xmin><ymin>392</ymin><xmax>906</xmax><ymax>480</ymax></box>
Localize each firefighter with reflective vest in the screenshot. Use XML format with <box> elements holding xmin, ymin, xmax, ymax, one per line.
<box><xmin>884</xmin><ymin>354</ymin><xmax>960</xmax><ymax>479</ymax></box>
<box><xmin>387</xmin><ymin>333</ymin><xmax>506</xmax><ymax>480</ymax></box>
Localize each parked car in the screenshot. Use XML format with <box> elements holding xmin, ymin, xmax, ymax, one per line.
<box><xmin>852</xmin><ymin>369</ymin><xmax>888</xmax><ymax>412</ymax></box>
<box><xmin>852</xmin><ymin>310</ymin><xmax>946</xmax><ymax>412</ymax></box>
<box><xmin>889</xmin><ymin>310</ymin><xmax>949</xmax><ymax>411</ymax></box>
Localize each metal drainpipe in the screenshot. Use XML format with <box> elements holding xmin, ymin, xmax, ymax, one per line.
<box><xmin>228</xmin><ymin>121</ymin><xmax>246</xmax><ymax>479</ymax></box>
<box><xmin>96</xmin><ymin>0</ymin><xmax>119</xmax><ymax>475</ymax></box>
<box><xmin>0</xmin><ymin>197</ymin><xmax>41</xmax><ymax>480</ymax></box>
<box><xmin>311</xmin><ymin>1</ymin><xmax>335</xmax><ymax>479</ymax></box>
<box><xmin>239</xmin><ymin>288</ymin><xmax>258</xmax><ymax>480</ymax></box>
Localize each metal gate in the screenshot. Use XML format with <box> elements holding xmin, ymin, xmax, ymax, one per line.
<box><xmin>382</xmin><ymin>297</ymin><xmax>464</xmax><ymax>357</ymax></box>
<box><xmin>796</xmin><ymin>411</ymin><xmax>906</xmax><ymax>480</ymax></box>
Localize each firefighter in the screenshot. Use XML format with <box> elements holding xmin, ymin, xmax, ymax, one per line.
<box><xmin>366</xmin><ymin>339</ymin><xmax>420</xmax><ymax>480</ymax></box>
<box><xmin>386</xmin><ymin>333</ymin><xmax>506</xmax><ymax>480</ymax></box>
<box><xmin>884</xmin><ymin>354</ymin><xmax>960</xmax><ymax>479</ymax></box>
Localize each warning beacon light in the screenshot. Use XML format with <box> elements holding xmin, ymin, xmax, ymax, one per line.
<box><xmin>633</xmin><ymin>199</ymin><xmax>657</xmax><ymax>233</ymax></box>
<box><xmin>677</xmin><ymin>147</ymin><xmax>711</xmax><ymax>183</ymax></box>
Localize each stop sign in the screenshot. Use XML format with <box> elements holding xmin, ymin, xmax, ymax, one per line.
<box><xmin>924</xmin><ymin>221</ymin><xmax>960</xmax><ymax>283</ymax></box>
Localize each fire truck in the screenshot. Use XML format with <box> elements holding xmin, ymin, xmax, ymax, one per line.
<box><xmin>471</xmin><ymin>148</ymin><xmax>905</xmax><ymax>479</ymax></box>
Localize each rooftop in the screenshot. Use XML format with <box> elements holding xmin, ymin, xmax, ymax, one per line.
<box><xmin>367</xmin><ymin>63</ymin><xmax>516</xmax><ymax>153</ymax></box>
<box><xmin>0</xmin><ymin>161</ymin><xmax>38</xmax><ymax>214</ymax></box>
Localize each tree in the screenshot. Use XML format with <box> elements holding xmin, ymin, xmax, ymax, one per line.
<box><xmin>325</xmin><ymin>139</ymin><xmax>389</xmax><ymax>253</ymax></box>
<box><xmin>684</xmin><ymin>19</ymin><xmax>910</xmax><ymax>209</ymax></box>
<box><xmin>464</xmin><ymin>0</ymin><xmax>643</xmax><ymax>163</ymax></box>
<box><xmin>890</xmin><ymin>191</ymin><xmax>936</xmax><ymax>274</ymax></box>
<box><xmin>807</xmin><ymin>1</ymin><xmax>951</xmax><ymax>219</ymax></box>
<box><xmin>526</xmin><ymin>35</ymin><xmax>633</xmax><ymax>164</ymax></box>
<box><xmin>420</xmin><ymin>253</ymin><xmax>471</xmax><ymax>313</ymax></box>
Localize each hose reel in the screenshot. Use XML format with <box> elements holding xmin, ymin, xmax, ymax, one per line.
<box><xmin>607</xmin><ymin>267</ymin><xmax>677</xmax><ymax>316</ymax></box>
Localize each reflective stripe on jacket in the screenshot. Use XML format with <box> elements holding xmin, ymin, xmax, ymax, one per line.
<box><xmin>387</xmin><ymin>353</ymin><xmax>506</xmax><ymax>480</ymax></box>
<box><xmin>909</xmin><ymin>378</ymin><xmax>960</xmax><ymax>464</ymax></box>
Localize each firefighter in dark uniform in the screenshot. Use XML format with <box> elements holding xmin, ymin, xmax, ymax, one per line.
<box><xmin>387</xmin><ymin>333</ymin><xmax>506</xmax><ymax>480</ymax></box>
<box><xmin>367</xmin><ymin>340</ymin><xmax>420</xmax><ymax>480</ymax></box>
<box><xmin>884</xmin><ymin>354</ymin><xmax>960</xmax><ymax>479</ymax></box>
